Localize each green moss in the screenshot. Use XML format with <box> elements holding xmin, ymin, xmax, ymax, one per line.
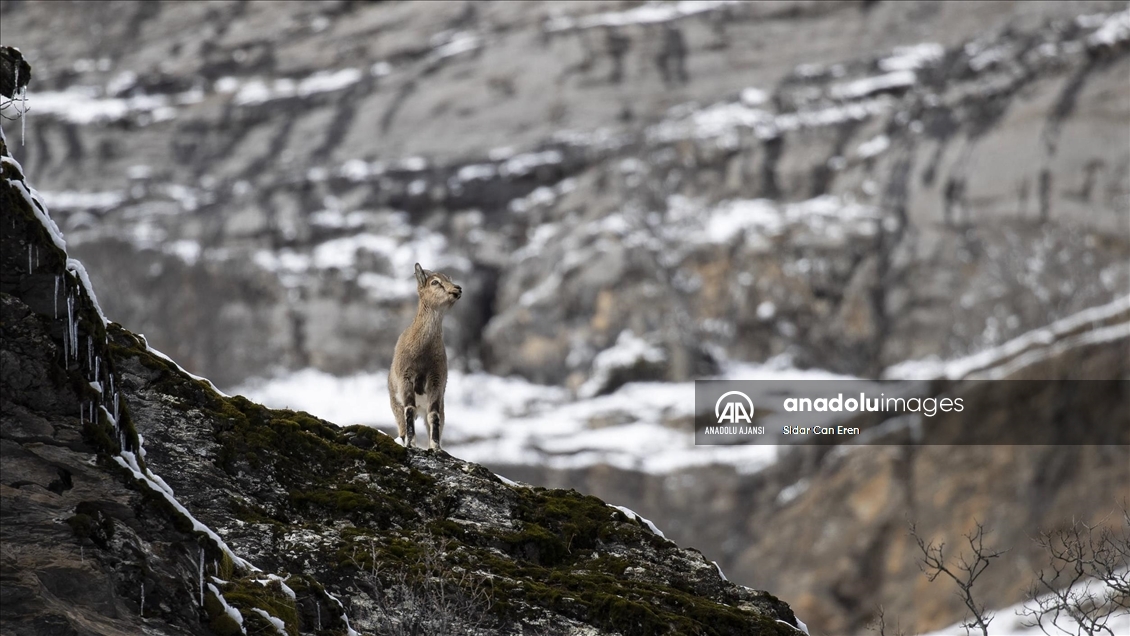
<box><xmin>96</xmin><ymin>321</ymin><xmax>795</xmax><ymax>635</ymax></box>
<box><xmin>203</xmin><ymin>587</ymin><xmax>245</xmax><ymax>636</ymax></box>
<box><xmin>220</xmin><ymin>576</ymin><xmax>299</xmax><ymax>636</ymax></box>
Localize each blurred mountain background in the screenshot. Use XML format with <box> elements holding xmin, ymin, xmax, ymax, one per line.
<box><xmin>2</xmin><ymin>1</ymin><xmax>1128</xmax><ymax>633</ymax></box>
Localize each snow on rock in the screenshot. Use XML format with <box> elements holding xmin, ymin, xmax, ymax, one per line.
<box><xmin>878</xmin><ymin>43</ymin><xmax>944</xmax><ymax>72</ymax></box>
<box><xmin>884</xmin><ymin>295</ymin><xmax>1130</xmax><ymax>380</ymax></box>
<box><xmin>206</xmin><ymin>583</ymin><xmax>246</xmax><ymax>634</ymax></box>
<box><xmin>856</xmin><ymin>134</ymin><xmax>891</xmax><ymax>159</ymax></box>
<box><xmin>1087</xmin><ymin>7</ymin><xmax>1130</xmax><ymax>49</ymax></box>
<box><xmin>114</xmin><ymin>449</ymin><xmax>255</xmax><ymax>572</ymax></box>
<box><xmin>66</xmin><ymin>259</ymin><xmax>108</xmax><ymax>325</ymax></box>
<box><xmin>224</xmin><ymin>68</ymin><xmax>363</xmax><ymax>106</ymax></box>
<box><xmin>740</xmin><ymin>87</ymin><xmax>769</xmax><ymax>106</ymax></box>
<box><xmin>830</xmin><ymin>70</ymin><xmax>917</xmax><ymax>99</ymax></box>
<box><xmin>249</xmin><ymin>608</ymin><xmax>288</xmax><ymax>636</ymax></box>
<box><xmin>494</xmin><ymin>472</ymin><xmax>521</xmax><ymax>488</ymax></box>
<box><xmin>684</xmin><ymin>194</ymin><xmax>880</xmax><ymax>247</ymax></box>
<box><xmin>323</xmin><ymin>590</ymin><xmax>360</xmax><ymax>636</ymax></box>
<box><xmin>501</xmin><ymin>149</ymin><xmax>563</xmax><ymax>177</ymax></box>
<box><xmin>609</xmin><ymin>504</ymin><xmax>667</xmax><ymax>539</ymax></box>
<box><xmin>4</xmin><ymin>87</ymin><xmax>177</xmax><ymax>125</ymax></box>
<box><xmin>140</xmin><ymin>335</ymin><xmax>231</xmax><ymax>397</ymax></box>
<box><xmin>712</xmin><ymin>561</ymin><xmax>728</xmax><ymax>581</ymax></box>
<box><xmin>37</xmin><ymin>190</ymin><xmax>126</xmax><ymax>212</ymax></box>
<box><xmin>545</xmin><ymin>0</ymin><xmax>739</xmax><ymax>32</ymax></box>
<box><xmin>431</xmin><ymin>31</ymin><xmax>481</xmax><ymax>61</ymax></box>
<box><xmin>1</xmin><ymin>152</ymin><xmax>67</xmax><ymax>251</ymax></box>
<box><xmin>578</xmin><ymin>329</ymin><xmax>666</xmax><ymax>398</ymax></box>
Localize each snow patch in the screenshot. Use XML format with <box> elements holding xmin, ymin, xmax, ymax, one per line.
<box><xmin>856</xmin><ymin>134</ymin><xmax>890</xmax><ymax>159</ymax></box>
<box><xmin>830</xmin><ymin>70</ymin><xmax>916</xmax><ymax>99</ymax></box>
<box><xmin>884</xmin><ymin>295</ymin><xmax>1130</xmax><ymax>380</ymax></box>
<box><xmin>879</xmin><ymin>43</ymin><xmax>944</xmax><ymax>72</ymax></box>
<box><xmin>230</xmin><ymin>68</ymin><xmax>362</xmax><ymax>105</ymax></box>
<box><xmin>66</xmin><ymin>259</ymin><xmax>108</xmax><ymax>325</ymax></box>
<box><xmin>1</xmin><ymin>154</ymin><xmax>67</xmax><ymax>251</ymax></box>
<box><xmin>546</xmin><ymin>0</ymin><xmax>738</xmax><ymax>32</ymax></box>
<box><xmin>141</xmin><ymin>336</ymin><xmax>230</xmax><ymax>397</ymax></box>
<box><xmin>1087</xmin><ymin>7</ymin><xmax>1130</xmax><ymax>48</ymax></box>
<box><xmin>248</xmin><ymin>608</ymin><xmax>287</xmax><ymax>636</ymax></box>
<box><xmin>609</xmin><ymin>504</ymin><xmax>667</xmax><ymax>539</ymax></box>
<box><xmin>579</xmin><ymin>330</ymin><xmax>666</xmax><ymax>398</ymax></box>
<box><xmin>206</xmin><ymin>583</ymin><xmax>246</xmax><ymax>634</ymax></box>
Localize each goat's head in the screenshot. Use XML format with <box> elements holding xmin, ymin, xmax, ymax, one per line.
<box><xmin>414</xmin><ymin>262</ymin><xmax>462</xmax><ymax>309</ymax></box>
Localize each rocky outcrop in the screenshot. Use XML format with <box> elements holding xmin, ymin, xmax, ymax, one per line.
<box><xmin>493</xmin><ymin>308</ymin><xmax>1130</xmax><ymax>634</ymax></box>
<box><xmin>2</xmin><ymin>129</ymin><xmax>801</xmax><ymax>635</ymax></box>
<box><xmin>1</xmin><ymin>1</ymin><xmax>1126</xmax><ymax>386</ymax></box>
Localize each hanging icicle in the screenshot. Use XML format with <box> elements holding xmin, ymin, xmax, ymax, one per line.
<box><xmin>54</xmin><ymin>276</ymin><xmax>59</xmax><ymax>318</ymax></box>
<box><xmin>198</xmin><ymin>546</ymin><xmax>205</xmax><ymax>606</ymax></box>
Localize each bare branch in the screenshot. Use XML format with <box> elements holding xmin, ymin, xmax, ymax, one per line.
<box><xmin>910</xmin><ymin>520</ymin><xmax>1006</xmax><ymax>636</ymax></box>
<box><xmin>1021</xmin><ymin>506</ymin><xmax>1130</xmax><ymax>636</ymax></box>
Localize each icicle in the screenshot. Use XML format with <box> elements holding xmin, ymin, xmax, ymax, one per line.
<box><xmin>87</xmin><ymin>335</ymin><xmax>93</xmax><ymax>371</ymax></box>
<box><xmin>140</xmin><ymin>581</ymin><xmax>145</xmax><ymax>616</ymax></box>
<box><xmin>14</xmin><ymin>63</ymin><xmax>25</xmax><ymax>147</ymax></box>
<box><xmin>94</xmin><ymin>356</ymin><xmax>100</xmax><ymax>382</ymax></box>
<box><xmin>198</xmin><ymin>546</ymin><xmax>205</xmax><ymax>606</ymax></box>
<box><xmin>66</xmin><ymin>295</ymin><xmax>74</xmax><ymax>360</ymax></box>
<box><xmin>28</xmin><ymin>245</ymin><xmax>32</xmax><ymax>273</ymax></box>
<box><xmin>69</xmin><ymin>296</ymin><xmax>78</xmax><ymax>360</ymax></box>
<box><xmin>113</xmin><ymin>391</ymin><xmax>120</xmax><ymax>425</ymax></box>
<box><xmin>316</xmin><ymin>602</ymin><xmax>321</xmax><ymax>630</ymax></box>
<box><xmin>54</xmin><ymin>276</ymin><xmax>59</xmax><ymax>318</ymax></box>
<box><xmin>21</xmin><ymin>85</ymin><xmax>27</xmax><ymax>147</ymax></box>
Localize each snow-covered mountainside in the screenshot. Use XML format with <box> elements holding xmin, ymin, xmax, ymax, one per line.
<box><xmin>2</xmin><ymin>127</ymin><xmax>803</xmax><ymax>636</ymax></box>
<box><xmin>2</xmin><ymin>0</ymin><xmax>1127</xmax><ymax>387</ymax></box>
<box><xmin>3</xmin><ymin>1</ymin><xmax>1129</xmax><ymax>634</ymax></box>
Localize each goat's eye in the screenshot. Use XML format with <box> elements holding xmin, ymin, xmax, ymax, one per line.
<box><xmin>431</xmin><ymin>279</ymin><xmax>439</xmax><ymax>286</ymax></box>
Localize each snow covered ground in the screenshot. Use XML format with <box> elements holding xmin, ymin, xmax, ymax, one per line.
<box><xmin>919</xmin><ymin>579</ymin><xmax>1130</xmax><ymax>636</ymax></box>
<box><xmin>232</xmin><ymin>294</ymin><xmax>1127</xmax><ymax>476</ymax></box>
<box><xmin>232</xmin><ymin>358</ymin><xmax>853</xmax><ymax>475</ymax></box>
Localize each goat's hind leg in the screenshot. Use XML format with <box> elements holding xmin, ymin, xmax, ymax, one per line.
<box><xmin>426</xmin><ymin>398</ymin><xmax>444</xmax><ymax>451</ymax></box>
<box><xmin>397</xmin><ymin>376</ymin><xmax>419</xmax><ymax>448</ymax></box>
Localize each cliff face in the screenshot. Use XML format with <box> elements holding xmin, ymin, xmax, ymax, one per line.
<box><xmin>2</xmin><ymin>131</ymin><xmax>801</xmax><ymax>635</ymax></box>
<box><xmin>1</xmin><ymin>0</ymin><xmax>1126</xmax><ymax>387</ymax></box>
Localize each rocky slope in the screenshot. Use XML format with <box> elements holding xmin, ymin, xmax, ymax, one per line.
<box><xmin>2</xmin><ymin>130</ymin><xmax>802</xmax><ymax>635</ymax></box>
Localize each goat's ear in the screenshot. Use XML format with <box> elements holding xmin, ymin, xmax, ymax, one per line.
<box><xmin>414</xmin><ymin>263</ymin><xmax>427</xmax><ymax>287</ymax></box>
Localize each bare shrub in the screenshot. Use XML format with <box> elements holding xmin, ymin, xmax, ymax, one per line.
<box><xmin>1020</xmin><ymin>507</ymin><xmax>1130</xmax><ymax>636</ymax></box>
<box><xmin>910</xmin><ymin>520</ymin><xmax>1007</xmax><ymax>636</ymax></box>
<box><xmin>349</xmin><ymin>538</ymin><xmax>496</xmax><ymax>636</ymax></box>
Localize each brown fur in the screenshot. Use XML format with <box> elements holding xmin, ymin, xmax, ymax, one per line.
<box><xmin>388</xmin><ymin>263</ymin><xmax>461</xmax><ymax>450</ymax></box>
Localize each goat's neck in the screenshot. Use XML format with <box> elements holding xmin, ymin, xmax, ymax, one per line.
<box><xmin>410</xmin><ymin>303</ymin><xmax>446</xmax><ymax>343</ymax></box>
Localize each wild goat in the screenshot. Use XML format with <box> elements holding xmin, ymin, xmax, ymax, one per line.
<box><xmin>388</xmin><ymin>263</ymin><xmax>462</xmax><ymax>450</ymax></box>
